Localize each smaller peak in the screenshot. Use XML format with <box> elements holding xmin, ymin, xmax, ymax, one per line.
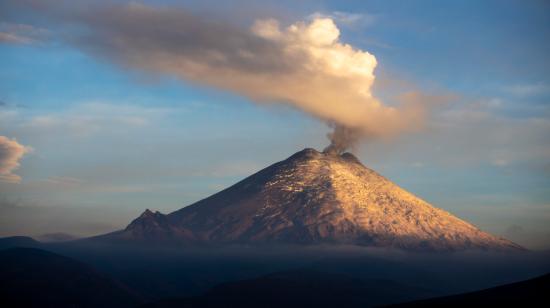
<box><xmin>139</xmin><ymin>209</ymin><xmax>154</xmax><ymax>218</ymax></box>
<box><xmin>126</xmin><ymin>209</ymin><xmax>167</xmax><ymax>231</ymax></box>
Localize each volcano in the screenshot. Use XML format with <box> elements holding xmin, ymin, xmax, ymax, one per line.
<box><xmin>103</xmin><ymin>148</ymin><xmax>521</xmax><ymax>251</ymax></box>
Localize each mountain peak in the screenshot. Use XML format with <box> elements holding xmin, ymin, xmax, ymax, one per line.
<box><xmin>137</xmin><ymin>209</ymin><xmax>165</xmax><ymax>219</ymax></box>
<box><xmin>286</xmin><ymin>147</ymin><xmax>322</xmax><ymax>161</ymax></box>
<box><xmin>110</xmin><ymin>148</ymin><xmax>522</xmax><ymax>251</ymax></box>
<box><xmin>287</xmin><ymin>147</ymin><xmax>362</xmax><ymax>166</ymax></box>
<box><xmin>139</xmin><ymin>209</ymin><xmax>154</xmax><ymax>218</ymax></box>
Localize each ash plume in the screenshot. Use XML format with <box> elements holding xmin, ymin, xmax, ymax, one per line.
<box><xmin>323</xmin><ymin>125</ymin><xmax>362</xmax><ymax>155</ymax></box>
<box><xmin>8</xmin><ymin>2</ymin><xmax>429</xmax><ymax>150</ymax></box>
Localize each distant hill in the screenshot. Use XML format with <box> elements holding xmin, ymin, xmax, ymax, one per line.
<box><xmin>0</xmin><ymin>247</ymin><xmax>143</xmax><ymax>307</ymax></box>
<box><xmin>0</xmin><ymin>236</ymin><xmax>41</xmax><ymax>250</ymax></box>
<box><xmin>36</xmin><ymin>232</ymin><xmax>79</xmax><ymax>242</ymax></box>
<box><xmin>394</xmin><ymin>273</ymin><xmax>550</xmax><ymax>307</ymax></box>
<box><xmin>143</xmin><ymin>269</ymin><xmax>437</xmax><ymax>307</ymax></box>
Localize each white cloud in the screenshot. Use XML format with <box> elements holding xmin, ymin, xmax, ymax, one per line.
<box><xmin>42</xmin><ymin>176</ymin><xmax>84</xmax><ymax>186</ymax></box>
<box><xmin>491</xmin><ymin>159</ymin><xmax>509</xmax><ymax>167</ymax></box>
<box><xmin>505</xmin><ymin>83</ymin><xmax>550</xmax><ymax>97</ymax></box>
<box><xmin>0</xmin><ymin>136</ymin><xmax>32</xmax><ymax>183</ymax></box>
<box><xmin>18</xmin><ymin>102</ymin><xmax>171</xmax><ymax>137</ymax></box>
<box><xmin>0</xmin><ymin>22</ymin><xmax>49</xmax><ymax>45</ymax></box>
<box><xmin>309</xmin><ymin>11</ymin><xmax>377</xmax><ymax>28</ymax></box>
<box><xmin>0</xmin><ymin>31</ymin><xmax>33</xmax><ymax>44</ymax></box>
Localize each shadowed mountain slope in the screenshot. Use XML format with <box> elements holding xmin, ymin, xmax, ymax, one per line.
<box><xmin>394</xmin><ymin>273</ymin><xmax>550</xmax><ymax>307</ymax></box>
<box><xmin>0</xmin><ymin>247</ymin><xmax>143</xmax><ymax>307</ymax></box>
<box><xmin>143</xmin><ymin>269</ymin><xmax>437</xmax><ymax>308</ymax></box>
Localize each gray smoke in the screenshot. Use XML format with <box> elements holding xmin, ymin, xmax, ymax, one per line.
<box><xmin>323</xmin><ymin>124</ymin><xmax>362</xmax><ymax>155</ymax></box>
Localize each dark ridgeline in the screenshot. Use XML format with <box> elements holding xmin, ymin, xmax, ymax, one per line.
<box><xmin>142</xmin><ymin>269</ymin><xmax>437</xmax><ymax>308</ymax></box>
<box><xmin>0</xmin><ymin>247</ymin><xmax>143</xmax><ymax>307</ymax></box>
<box><xmin>143</xmin><ymin>272</ymin><xmax>550</xmax><ymax>308</ymax></box>
<box><xmin>0</xmin><ymin>236</ymin><xmax>41</xmax><ymax>250</ymax></box>
<box><xmin>393</xmin><ymin>273</ymin><xmax>550</xmax><ymax>307</ymax></box>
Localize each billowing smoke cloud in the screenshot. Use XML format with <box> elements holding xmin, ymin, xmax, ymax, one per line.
<box><xmin>0</xmin><ymin>136</ymin><xmax>32</xmax><ymax>183</ymax></box>
<box><xmin>13</xmin><ymin>2</ymin><xmax>428</xmax><ymax>152</ymax></box>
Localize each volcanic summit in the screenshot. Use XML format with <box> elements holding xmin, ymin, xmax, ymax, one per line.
<box><xmin>106</xmin><ymin>148</ymin><xmax>521</xmax><ymax>251</ymax></box>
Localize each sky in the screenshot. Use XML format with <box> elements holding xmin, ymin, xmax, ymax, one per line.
<box><xmin>0</xmin><ymin>0</ymin><xmax>549</xmax><ymax>249</ymax></box>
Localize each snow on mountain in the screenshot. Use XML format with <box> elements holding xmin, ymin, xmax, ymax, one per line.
<box><xmin>113</xmin><ymin>148</ymin><xmax>522</xmax><ymax>251</ymax></box>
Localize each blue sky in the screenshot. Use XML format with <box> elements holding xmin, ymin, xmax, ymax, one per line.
<box><xmin>0</xmin><ymin>0</ymin><xmax>549</xmax><ymax>249</ymax></box>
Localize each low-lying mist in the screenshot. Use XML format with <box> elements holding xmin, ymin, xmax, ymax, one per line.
<box><xmin>41</xmin><ymin>240</ymin><xmax>549</xmax><ymax>298</ymax></box>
